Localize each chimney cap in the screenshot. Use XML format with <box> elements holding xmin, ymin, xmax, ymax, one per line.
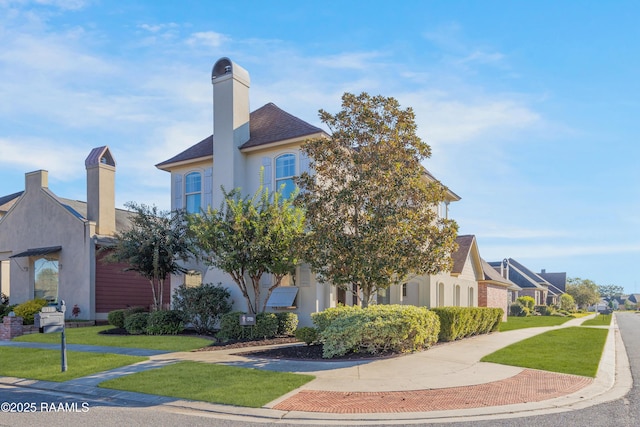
<box><xmin>211</xmin><ymin>57</ymin><xmax>250</xmax><ymax>86</ymax></box>
<box><xmin>85</xmin><ymin>146</ymin><xmax>116</xmax><ymax>168</ymax></box>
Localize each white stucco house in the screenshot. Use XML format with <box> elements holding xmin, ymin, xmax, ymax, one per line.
<box><xmin>156</xmin><ymin>57</ymin><xmax>477</xmax><ymax>326</ymax></box>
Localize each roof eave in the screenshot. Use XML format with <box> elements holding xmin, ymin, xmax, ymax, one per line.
<box><xmin>239</xmin><ymin>131</ymin><xmax>328</xmax><ymax>153</ymax></box>
<box><xmin>155</xmin><ymin>155</ymin><xmax>213</xmax><ymax>171</ymax></box>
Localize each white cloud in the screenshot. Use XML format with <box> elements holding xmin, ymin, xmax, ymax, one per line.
<box><xmin>0</xmin><ymin>137</ymin><xmax>85</xmax><ymax>180</ymax></box>
<box><xmin>186</xmin><ymin>31</ymin><xmax>228</xmax><ymax>48</ymax></box>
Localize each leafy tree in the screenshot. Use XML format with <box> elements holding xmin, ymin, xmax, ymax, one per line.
<box><xmin>597</xmin><ymin>284</ymin><xmax>625</xmax><ymax>300</ymax></box>
<box><xmin>297</xmin><ymin>92</ymin><xmax>459</xmax><ymax>307</ymax></box>
<box><xmin>565</xmin><ymin>277</ymin><xmax>600</xmax><ymax>309</ymax></box>
<box><xmin>559</xmin><ymin>293</ymin><xmax>576</xmax><ymax>312</ymax></box>
<box><xmin>189</xmin><ymin>185</ymin><xmax>305</xmax><ymax>314</ymax></box>
<box><xmin>105</xmin><ymin>202</ymin><xmax>195</xmax><ymax>311</ymax></box>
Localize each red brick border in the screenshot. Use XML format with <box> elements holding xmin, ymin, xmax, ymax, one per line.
<box><xmin>273</xmin><ymin>369</ymin><xmax>592</xmax><ymax>413</ymax></box>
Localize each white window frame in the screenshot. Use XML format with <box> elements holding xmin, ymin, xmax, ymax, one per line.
<box><xmin>274</xmin><ymin>153</ymin><xmax>297</xmax><ymax>199</ymax></box>
<box><xmin>185</xmin><ymin>171</ymin><xmax>202</xmax><ymax>214</ymax></box>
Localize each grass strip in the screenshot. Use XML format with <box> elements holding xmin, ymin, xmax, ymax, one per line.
<box><xmin>581</xmin><ymin>314</ymin><xmax>612</xmax><ymax>326</ymax></box>
<box><xmin>13</xmin><ymin>326</ymin><xmax>212</xmax><ymax>351</ymax></box>
<box><xmin>482</xmin><ymin>326</ymin><xmax>608</xmax><ymax>377</ymax></box>
<box><xmin>499</xmin><ymin>315</ymin><xmax>572</xmax><ymax>332</ymax></box>
<box><xmin>0</xmin><ymin>347</ymin><xmax>146</xmax><ymax>382</ymax></box>
<box><xmin>99</xmin><ymin>361</ymin><xmax>314</xmax><ymax>407</ymax></box>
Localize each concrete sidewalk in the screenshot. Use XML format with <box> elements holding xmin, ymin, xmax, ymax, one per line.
<box><xmin>0</xmin><ymin>314</ymin><xmax>632</xmax><ymax>424</ymax></box>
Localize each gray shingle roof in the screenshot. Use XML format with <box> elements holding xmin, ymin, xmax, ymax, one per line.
<box><xmin>0</xmin><ymin>191</ymin><xmax>23</xmax><ymax>209</ymax></box>
<box><xmin>156</xmin><ymin>103</ymin><xmax>325</xmax><ymax>168</ymax></box>
<box><xmin>451</xmin><ymin>235</ymin><xmax>475</xmax><ymax>274</ymax></box>
<box><xmin>480</xmin><ymin>258</ymin><xmax>519</xmax><ymax>288</ymax></box>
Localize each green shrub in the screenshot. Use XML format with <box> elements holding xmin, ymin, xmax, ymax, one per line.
<box><xmin>311</xmin><ymin>305</ymin><xmax>360</xmax><ymax>333</ymax></box>
<box><xmin>535</xmin><ymin>305</ymin><xmax>552</xmax><ymax>316</ymax></box>
<box><xmin>516</xmin><ymin>296</ymin><xmax>535</xmax><ymax>311</ymax></box>
<box><xmin>295</xmin><ymin>326</ymin><xmax>318</xmax><ymax>345</ymax></box>
<box><xmin>318</xmin><ymin>305</ymin><xmax>440</xmax><ymax>359</ymax></box>
<box><xmin>431</xmin><ymin>307</ymin><xmax>503</xmax><ymax>342</ymax></box>
<box><xmin>147</xmin><ymin>310</ymin><xmax>184</xmax><ymax>335</ymax></box>
<box><xmin>510</xmin><ymin>303</ymin><xmax>530</xmax><ymax>317</ymax></box>
<box><xmin>1</xmin><ymin>304</ymin><xmax>17</xmax><ymax>318</ymax></box>
<box><xmin>124</xmin><ymin>306</ymin><xmax>147</xmax><ymax>318</ymax></box>
<box><xmin>172</xmin><ymin>283</ymin><xmax>232</xmax><ymax>334</ymax></box>
<box><xmin>276</xmin><ymin>312</ymin><xmax>299</xmax><ymax>336</ymax></box>
<box><xmin>124</xmin><ymin>312</ymin><xmax>149</xmax><ymax>335</ymax></box>
<box><xmin>107</xmin><ymin>309</ymin><xmax>126</xmax><ymax>329</ymax></box>
<box><xmin>217</xmin><ymin>312</ymin><xmax>280</xmax><ymax>340</ymax></box>
<box><xmin>13</xmin><ymin>298</ymin><xmax>48</xmax><ymax>325</ymax></box>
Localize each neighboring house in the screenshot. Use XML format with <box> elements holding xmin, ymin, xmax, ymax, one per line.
<box><xmin>538</xmin><ymin>268</ymin><xmax>566</xmax><ymax>304</ymax></box>
<box><xmin>479</xmin><ymin>258</ymin><xmax>519</xmax><ymax>321</ymax></box>
<box><xmin>488</xmin><ymin>258</ymin><xmax>552</xmax><ymax>306</ymax></box>
<box><xmin>156</xmin><ymin>57</ymin><xmax>468</xmax><ymax>326</ymax></box>
<box><xmin>0</xmin><ymin>147</ymin><xmax>169</xmax><ymax>320</ymax></box>
<box><xmin>0</xmin><ymin>192</ymin><xmax>22</xmax><ymax>297</ymax></box>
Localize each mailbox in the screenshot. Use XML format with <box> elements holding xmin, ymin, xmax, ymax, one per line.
<box><xmin>35</xmin><ymin>307</ymin><xmax>65</xmax><ymax>333</ymax></box>
<box><xmin>239</xmin><ymin>313</ymin><xmax>256</xmax><ymax>326</ymax></box>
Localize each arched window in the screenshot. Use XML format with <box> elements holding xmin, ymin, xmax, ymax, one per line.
<box><xmin>34</xmin><ymin>256</ymin><xmax>58</xmax><ymax>303</ymax></box>
<box><xmin>185</xmin><ymin>172</ymin><xmax>202</xmax><ymax>214</ymax></box>
<box><xmin>275</xmin><ymin>154</ymin><xmax>296</xmax><ymax>199</ymax></box>
<box><xmin>438</xmin><ymin>282</ymin><xmax>445</xmax><ymax>307</ymax></box>
<box><xmin>468</xmin><ymin>287</ymin><xmax>474</xmax><ymax>307</ymax></box>
<box><xmin>454</xmin><ymin>285</ymin><xmax>461</xmax><ymax>306</ymax></box>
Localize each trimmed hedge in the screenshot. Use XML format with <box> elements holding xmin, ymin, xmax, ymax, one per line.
<box><xmin>217</xmin><ymin>311</ymin><xmax>279</xmax><ymax>341</ymax></box>
<box><xmin>276</xmin><ymin>312</ymin><xmax>299</xmax><ymax>336</ymax></box>
<box><xmin>311</xmin><ymin>305</ymin><xmax>361</xmax><ymax>333</ymax></box>
<box><xmin>107</xmin><ymin>309</ymin><xmax>126</xmax><ymax>328</ymax></box>
<box><xmin>124</xmin><ymin>312</ymin><xmax>149</xmax><ymax>335</ymax></box>
<box><xmin>172</xmin><ymin>283</ymin><xmax>232</xmax><ymax>334</ymax></box>
<box><xmin>147</xmin><ymin>310</ymin><xmax>184</xmax><ymax>335</ymax></box>
<box><xmin>431</xmin><ymin>307</ymin><xmax>503</xmax><ymax>342</ymax></box>
<box><xmin>313</xmin><ymin>304</ymin><xmax>440</xmax><ymax>359</ymax></box>
<box><xmin>14</xmin><ymin>298</ymin><xmax>48</xmax><ymax>325</ymax></box>
<box><xmin>295</xmin><ymin>326</ymin><xmax>318</xmax><ymax>345</ymax></box>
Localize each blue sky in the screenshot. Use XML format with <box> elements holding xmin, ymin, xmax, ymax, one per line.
<box><xmin>1</xmin><ymin>1</ymin><xmax>639</xmax><ymax>293</ymax></box>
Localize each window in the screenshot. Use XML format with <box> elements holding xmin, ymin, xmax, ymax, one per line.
<box><xmin>454</xmin><ymin>285</ymin><xmax>461</xmax><ymax>307</ymax></box>
<box><xmin>275</xmin><ymin>154</ymin><xmax>296</xmax><ymax>199</ymax></box>
<box><xmin>377</xmin><ymin>288</ymin><xmax>390</xmax><ymax>305</ymax></box>
<box><xmin>437</xmin><ymin>283</ymin><xmax>445</xmax><ymax>307</ymax></box>
<box><xmin>468</xmin><ymin>287</ymin><xmax>474</xmax><ymax>307</ymax></box>
<box><xmin>34</xmin><ymin>256</ymin><xmax>58</xmax><ymax>303</ymax></box>
<box><xmin>185</xmin><ymin>172</ymin><xmax>202</xmax><ymax>214</ymax></box>
<box><xmin>402</xmin><ymin>283</ymin><xmax>407</xmax><ymax>297</ymax></box>
<box><xmin>184</xmin><ymin>270</ymin><xmax>202</xmax><ymax>288</ymax></box>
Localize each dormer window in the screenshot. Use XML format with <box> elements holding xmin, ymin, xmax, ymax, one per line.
<box><xmin>275</xmin><ymin>154</ymin><xmax>296</xmax><ymax>199</ymax></box>
<box><xmin>185</xmin><ymin>172</ymin><xmax>202</xmax><ymax>214</ymax></box>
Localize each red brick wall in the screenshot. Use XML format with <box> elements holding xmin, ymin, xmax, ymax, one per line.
<box><xmin>95</xmin><ymin>251</ymin><xmax>170</xmax><ymax>314</ymax></box>
<box><xmin>478</xmin><ymin>283</ymin><xmax>508</xmax><ymax>321</ymax></box>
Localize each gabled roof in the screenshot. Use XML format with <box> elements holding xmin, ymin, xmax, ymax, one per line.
<box><xmin>57</xmin><ymin>197</ymin><xmax>132</xmax><ymax>234</ymax></box>
<box><xmin>449</xmin><ymin>235</ymin><xmax>483</xmax><ymax>280</ymax></box>
<box><xmin>156</xmin><ymin>103</ymin><xmax>325</xmax><ymax>169</ymax></box>
<box><xmin>539</xmin><ymin>271</ymin><xmax>567</xmax><ymax>293</ymax></box>
<box><xmin>480</xmin><ymin>258</ymin><xmax>520</xmax><ymax>289</ymax></box>
<box><xmin>0</xmin><ymin>191</ymin><xmax>23</xmax><ymax>215</ymax></box>
<box><xmin>488</xmin><ymin>258</ymin><xmax>551</xmax><ymax>290</ymax></box>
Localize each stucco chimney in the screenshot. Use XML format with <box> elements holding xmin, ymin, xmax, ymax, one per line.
<box><xmin>85</xmin><ymin>146</ymin><xmax>116</xmax><ymax>236</ymax></box>
<box><xmin>211</xmin><ymin>57</ymin><xmax>250</xmax><ymax>207</ymax></box>
<box><xmin>25</xmin><ymin>170</ymin><xmax>48</xmax><ymax>192</ymax></box>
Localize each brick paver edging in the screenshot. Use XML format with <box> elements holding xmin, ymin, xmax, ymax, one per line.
<box><xmin>273</xmin><ymin>369</ymin><xmax>593</xmax><ymax>413</ymax></box>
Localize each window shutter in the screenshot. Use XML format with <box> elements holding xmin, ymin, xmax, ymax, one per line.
<box><xmin>203</xmin><ymin>167</ymin><xmax>213</xmax><ymax>210</ymax></box>
<box><xmin>298</xmin><ymin>264</ymin><xmax>311</xmax><ymax>287</ymax></box>
<box><xmin>173</xmin><ymin>174</ymin><xmax>183</xmax><ymax>210</ymax></box>
<box><xmin>261</xmin><ymin>156</ymin><xmax>272</xmax><ymax>192</ymax></box>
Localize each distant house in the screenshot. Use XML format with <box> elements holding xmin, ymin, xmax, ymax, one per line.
<box><xmin>156</xmin><ymin>57</ymin><xmax>469</xmax><ymax>326</ymax></box>
<box><xmin>488</xmin><ymin>258</ymin><xmax>557</xmax><ymax>306</ymax></box>
<box><xmin>0</xmin><ymin>147</ymin><xmax>169</xmax><ymax>320</ymax></box>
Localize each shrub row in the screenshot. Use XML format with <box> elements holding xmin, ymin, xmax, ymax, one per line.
<box><xmin>108</xmin><ymin>307</ymin><xmax>184</xmax><ymax>335</ymax></box>
<box><xmin>311</xmin><ymin>305</ymin><xmax>440</xmax><ymax>359</ymax></box>
<box><xmin>430</xmin><ymin>307</ymin><xmax>503</xmax><ymax>342</ymax></box>
<box><xmin>217</xmin><ymin>311</ymin><xmax>299</xmax><ymax>341</ymax></box>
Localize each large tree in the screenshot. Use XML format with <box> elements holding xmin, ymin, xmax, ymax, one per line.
<box><xmin>597</xmin><ymin>284</ymin><xmax>625</xmax><ymax>300</ymax></box>
<box><xmin>106</xmin><ymin>202</ymin><xmax>195</xmax><ymax>311</ymax></box>
<box><xmin>565</xmin><ymin>277</ymin><xmax>601</xmax><ymax>309</ymax></box>
<box><xmin>189</xmin><ymin>184</ymin><xmax>305</xmax><ymax>314</ymax></box>
<box><xmin>297</xmin><ymin>92</ymin><xmax>459</xmax><ymax>307</ymax></box>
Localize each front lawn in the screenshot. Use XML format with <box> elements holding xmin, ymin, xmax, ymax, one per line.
<box><xmin>582</xmin><ymin>314</ymin><xmax>612</xmax><ymax>326</ymax></box>
<box><xmin>13</xmin><ymin>325</ymin><xmax>213</xmax><ymax>352</ymax></box>
<box><xmin>99</xmin><ymin>361</ymin><xmax>314</xmax><ymax>407</ymax></box>
<box><xmin>499</xmin><ymin>315</ymin><xmax>573</xmax><ymax>332</ymax></box>
<box><xmin>0</xmin><ymin>347</ymin><xmax>146</xmax><ymax>382</ymax></box>
<box><xmin>481</xmin><ymin>326</ymin><xmax>608</xmax><ymax>377</ymax></box>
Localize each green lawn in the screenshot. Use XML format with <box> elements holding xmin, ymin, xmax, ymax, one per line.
<box><xmin>582</xmin><ymin>314</ymin><xmax>612</xmax><ymax>326</ymax></box>
<box><xmin>499</xmin><ymin>315</ymin><xmax>573</xmax><ymax>332</ymax></box>
<box><xmin>481</xmin><ymin>326</ymin><xmax>608</xmax><ymax>377</ymax></box>
<box><xmin>0</xmin><ymin>347</ymin><xmax>146</xmax><ymax>382</ymax></box>
<box><xmin>99</xmin><ymin>361</ymin><xmax>314</xmax><ymax>407</ymax></box>
<box><xmin>13</xmin><ymin>326</ymin><xmax>213</xmax><ymax>352</ymax></box>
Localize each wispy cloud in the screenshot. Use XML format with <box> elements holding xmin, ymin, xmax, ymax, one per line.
<box><xmin>186</xmin><ymin>31</ymin><xmax>228</xmax><ymax>48</ymax></box>
<box><xmin>0</xmin><ymin>137</ymin><xmax>85</xmax><ymax>180</ymax></box>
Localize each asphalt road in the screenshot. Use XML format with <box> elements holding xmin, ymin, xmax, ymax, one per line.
<box><xmin>1</xmin><ymin>312</ymin><xmax>638</xmax><ymax>427</ymax></box>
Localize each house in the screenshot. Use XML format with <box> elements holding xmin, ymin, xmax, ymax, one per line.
<box><xmin>479</xmin><ymin>258</ymin><xmax>519</xmax><ymax>321</ymax></box>
<box><xmin>538</xmin><ymin>268</ymin><xmax>566</xmax><ymax>304</ymax></box>
<box><xmin>0</xmin><ymin>192</ymin><xmax>22</xmax><ymax>298</ymax></box>
<box><xmin>156</xmin><ymin>57</ymin><xmax>470</xmax><ymax>326</ymax></box>
<box><xmin>488</xmin><ymin>258</ymin><xmax>553</xmax><ymax>306</ymax></box>
<box><xmin>0</xmin><ymin>147</ymin><xmax>169</xmax><ymax>320</ymax></box>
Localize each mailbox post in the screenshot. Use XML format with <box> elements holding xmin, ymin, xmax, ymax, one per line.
<box><xmin>35</xmin><ymin>300</ymin><xmax>67</xmax><ymax>372</ymax></box>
